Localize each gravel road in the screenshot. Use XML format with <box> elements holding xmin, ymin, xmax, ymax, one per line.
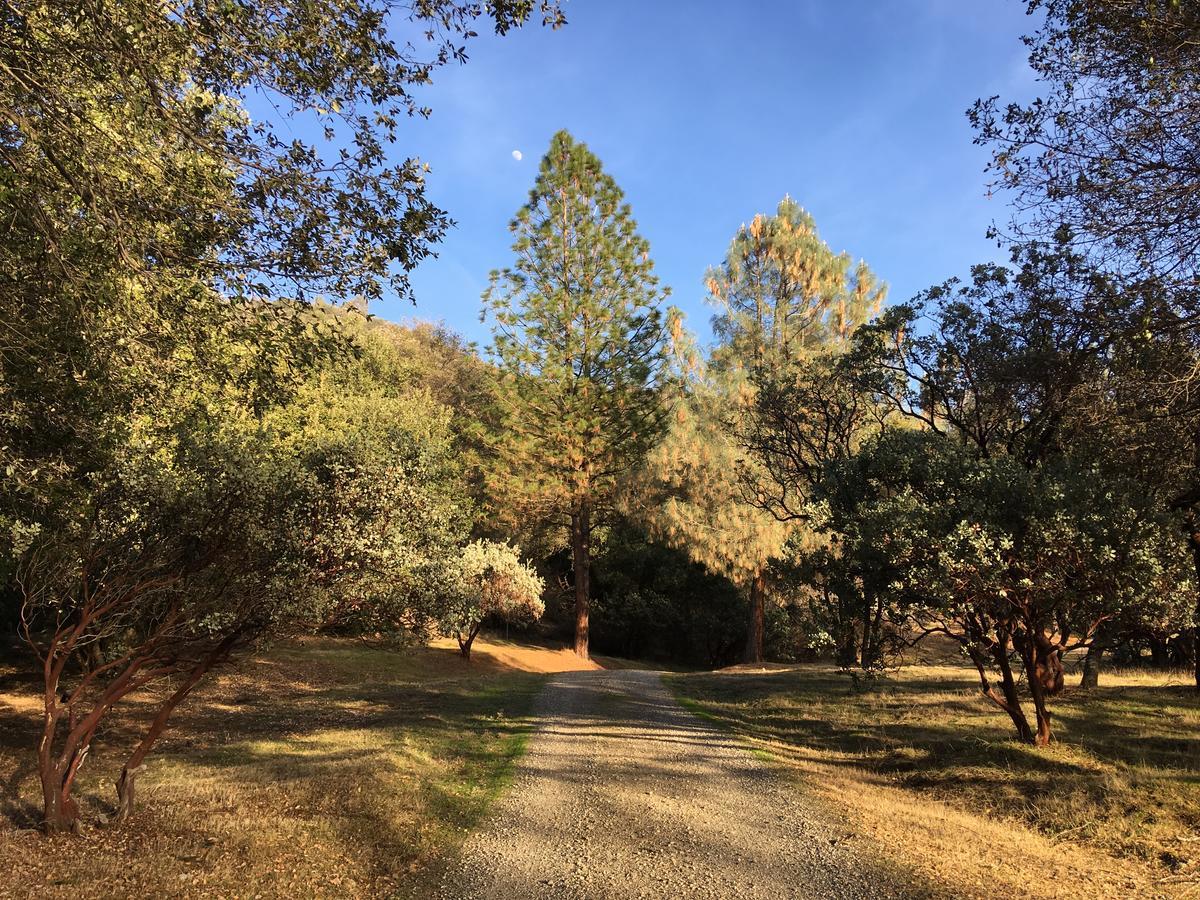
<box><xmin>438</xmin><ymin>668</ymin><xmax>923</xmax><ymax>899</ymax></box>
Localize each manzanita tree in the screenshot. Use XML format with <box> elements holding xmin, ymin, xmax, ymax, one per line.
<box><xmin>822</xmin><ymin>429</ymin><xmax>1190</xmax><ymax>745</ymax></box>
<box><xmin>969</xmin><ymin>1</ymin><xmax>1200</xmax><ymax>689</ymax></box>
<box><xmin>18</xmin><ymin>328</ymin><xmax>473</xmax><ymax>831</ymax></box>
<box><xmin>442</xmin><ymin>541</ymin><xmax>545</xmax><ymax>660</ymax></box>
<box><xmin>2</xmin><ymin>0</ymin><xmax>562</xmax><ymax>834</ymax></box>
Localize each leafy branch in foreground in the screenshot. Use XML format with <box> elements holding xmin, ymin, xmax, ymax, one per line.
<box><xmin>1</xmin><ymin>0</ymin><xmax>565</xmax><ymax>304</ymax></box>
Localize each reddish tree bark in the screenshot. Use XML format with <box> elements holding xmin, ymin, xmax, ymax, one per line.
<box><xmin>20</xmin><ymin>546</ymin><xmax>250</xmax><ymax>831</ymax></box>
<box><xmin>29</xmin><ymin>572</ymin><xmax>182</xmax><ymax>832</ymax></box>
<box><xmin>1016</xmin><ymin>630</ymin><xmax>1063</xmax><ymax>747</ymax></box>
<box><xmin>38</xmin><ymin>651</ymin><xmax>162</xmax><ymax>832</ymax></box>
<box><xmin>457</xmin><ymin>623</ymin><xmax>482</xmax><ymax>661</ymax></box>
<box><xmin>744</xmin><ymin>572</ymin><xmax>765</xmax><ymax>664</ymax></box>
<box><xmin>571</xmin><ymin>499</ymin><xmax>591</xmax><ymax>658</ymax></box>
<box><xmin>115</xmin><ymin>635</ymin><xmax>237</xmax><ymax>821</ymax></box>
<box><xmin>834</xmin><ymin>622</ymin><xmax>859</xmax><ymax>670</ymax></box>
<box><xmin>1193</xmin><ymin>618</ymin><xmax>1200</xmax><ymax>693</ymax></box>
<box><xmin>967</xmin><ymin>627</ymin><xmax>1035</xmax><ymax>745</ymax></box>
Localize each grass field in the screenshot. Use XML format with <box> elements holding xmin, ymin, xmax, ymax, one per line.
<box><xmin>0</xmin><ymin>635</ymin><xmax>582</xmax><ymax>898</ymax></box>
<box><xmin>669</xmin><ymin>661</ymin><xmax>1200</xmax><ymax>898</ymax></box>
<box><xmin>5</xmin><ymin>634</ymin><xmax>1197</xmax><ymax>899</ymax></box>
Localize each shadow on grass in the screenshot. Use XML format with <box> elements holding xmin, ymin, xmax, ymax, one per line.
<box><xmin>668</xmin><ymin>663</ymin><xmax>1200</xmax><ymax>869</ymax></box>
<box><xmin>0</xmin><ymin>641</ymin><xmax>545</xmax><ymax>864</ymax></box>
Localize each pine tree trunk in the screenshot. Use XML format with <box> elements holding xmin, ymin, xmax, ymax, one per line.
<box><xmin>744</xmin><ymin>572</ymin><xmax>765</xmax><ymax>664</ymax></box>
<box><xmin>1187</xmin><ymin>525</ymin><xmax>1200</xmax><ymax>691</ymax></box>
<box><xmin>571</xmin><ymin>500</ymin><xmax>591</xmax><ymax>658</ymax></box>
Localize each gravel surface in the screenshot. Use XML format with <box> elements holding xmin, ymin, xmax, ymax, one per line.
<box><xmin>438</xmin><ymin>668</ymin><xmax>924</xmax><ymax>899</ymax></box>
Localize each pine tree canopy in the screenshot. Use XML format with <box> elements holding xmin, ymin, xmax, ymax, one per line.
<box><xmin>483</xmin><ymin>129</ymin><xmax>675</xmax><ymax>529</ymax></box>
<box><xmin>708</xmin><ymin>196</ymin><xmax>887</xmax><ymax>369</ymax></box>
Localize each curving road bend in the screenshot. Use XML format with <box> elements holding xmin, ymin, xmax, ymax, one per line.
<box><xmin>438</xmin><ymin>669</ymin><xmax>923</xmax><ymax>900</ymax></box>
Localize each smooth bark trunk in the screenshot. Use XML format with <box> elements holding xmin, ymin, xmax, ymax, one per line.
<box><xmin>987</xmin><ymin>631</ymin><xmax>1035</xmax><ymax>744</ymax></box>
<box><xmin>1015</xmin><ymin>629</ymin><xmax>1061</xmax><ymax>747</ymax></box>
<box><xmin>1025</xmin><ymin>665</ymin><xmax>1054</xmax><ymax>747</ymax></box>
<box><xmin>38</xmin><ymin>702</ymin><xmax>68</xmax><ymax>833</ymax></box>
<box><xmin>39</xmin><ymin>728</ymin><xmax>96</xmax><ymax>833</ymax></box>
<box><xmin>458</xmin><ymin>623</ymin><xmax>481</xmax><ymax>661</ymax></box>
<box><xmin>1149</xmin><ymin>636</ymin><xmax>1170</xmax><ymax>668</ymax></box>
<box><xmin>115</xmin><ymin>637</ymin><xmax>236</xmax><ymax>821</ymax></box>
<box><xmin>38</xmin><ymin>758</ymin><xmax>78</xmax><ymax>834</ymax></box>
<box><xmin>38</xmin><ymin>657</ymin><xmax>93</xmax><ymax>833</ymax></box>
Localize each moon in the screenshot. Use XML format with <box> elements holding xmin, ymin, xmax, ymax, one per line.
<box><xmin>511</xmin><ymin>150</ymin><xmax>523</xmax><ymax>161</ymax></box>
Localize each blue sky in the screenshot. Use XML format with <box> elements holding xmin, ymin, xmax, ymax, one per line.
<box><xmin>380</xmin><ymin>0</ymin><xmax>1039</xmax><ymax>349</ymax></box>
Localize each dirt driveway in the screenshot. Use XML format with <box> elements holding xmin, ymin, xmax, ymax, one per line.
<box><xmin>438</xmin><ymin>668</ymin><xmax>924</xmax><ymax>899</ymax></box>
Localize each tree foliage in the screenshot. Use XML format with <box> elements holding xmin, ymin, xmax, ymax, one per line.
<box><xmin>1</xmin><ymin>0</ymin><xmax>560</xmax><ymax>833</ymax></box>
<box><xmin>708</xmin><ymin>196</ymin><xmax>886</xmax><ymax>369</ymax></box>
<box><xmin>639</xmin><ymin>198</ymin><xmax>885</xmax><ymax>663</ymax></box>
<box><xmin>441</xmin><ymin>540</ymin><xmax>545</xmax><ymax>659</ymax></box>
<box><xmin>15</xmin><ymin>314</ymin><xmax>474</xmax><ymax>830</ymax></box>
<box><xmin>970</xmin><ymin>0</ymin><xmax>1200</xmax><ymax>690</ymax></box>
<box><xmin>1</xmin><ymin>0</ymin><xmax>564</xmax><ymax>305</ymax></box>
<box><xmin>591</xmin><ymin>521</ymin><xmax>749</xmax><ymax>668</ymax></box>
<box><xmin>814</xmin><ymin>428</ymin><xmax>1190</xmax><ymax>744</ymax></box>
<box><xmin>972</xmin><ymin>0</ymin><xmax>1200</xmax><ymax>291</ymax></box>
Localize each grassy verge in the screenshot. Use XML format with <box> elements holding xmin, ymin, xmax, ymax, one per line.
<box><xmin>0</xmin><ymin>637</ymin><xmax>548</xmax><ymax>898</ymax></box>
<box><xmin>669</xmin><ymin>663</ymin><xmax>1200</xmax><ymax>899</ymax></box>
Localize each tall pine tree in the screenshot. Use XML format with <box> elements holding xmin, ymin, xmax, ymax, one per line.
<box><xmin>632</xmin><ymin>366</ymin><xmax>792</xmax><ymax>662</ymax></box>
<box><xmin>642</xmin><ymin>197</ymin><xmax>885</xmax><ymax>662</ymax></box>
<box><xmin>484</xmin><ymin>130</ymin><xmax>673</xmax><ymax>657</ymax></box>
<box><xmin>714</xmin><ymin>198</ymin><xmax>884</xmax><ymax>660</ymax></box>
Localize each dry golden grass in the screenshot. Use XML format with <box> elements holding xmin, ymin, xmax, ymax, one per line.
<box><xmin>0</xmin><ymin>635</ymin><xmax>562</xmax><ymax>898</ymax></box>
<box><xmin>670</xmin><ymin>662</ymin><xmax>1200</xmax><ymax>899</ymax></box>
